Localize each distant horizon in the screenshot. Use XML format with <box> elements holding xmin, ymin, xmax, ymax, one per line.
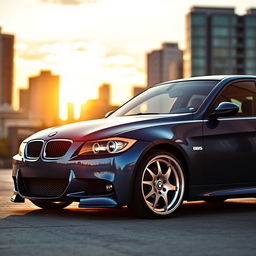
<box><xmin>1</xmin><ymin>0</ymin><xmax>256</xmax><ymax>117</ymax></box>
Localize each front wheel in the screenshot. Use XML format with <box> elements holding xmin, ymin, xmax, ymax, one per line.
<box><xmin>130</xmin><ymin>150</ymin><xmax>186</xmax><ymax>218</ymax></box>
<box><xmin>30</xmin><ymin>200</ymin><xmax>72</xmax><ymax>209</ymax></box>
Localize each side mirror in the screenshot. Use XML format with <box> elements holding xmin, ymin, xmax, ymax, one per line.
<box><xmin>209</xmin><ymin>102</ymin><xmax>239</xmax><ymax>119</ymax></box>
<box><xmin>105</xmin><ymin>110</ymin><xmax>114</xmax><ymax>118</ymax></box>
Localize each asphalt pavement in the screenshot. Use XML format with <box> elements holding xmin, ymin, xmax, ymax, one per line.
<box><xmin>0</xmin><ymin>169</ymin><xmax>256</xmax><ymax>256</ymax></box>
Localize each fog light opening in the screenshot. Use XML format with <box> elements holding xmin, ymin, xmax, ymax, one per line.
<box><xmin>106</xmin><ymin>183</ymin><xmax>113</xmax><ymax>192</ymax></box>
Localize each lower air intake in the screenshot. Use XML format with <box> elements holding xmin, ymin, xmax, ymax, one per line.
<box><xmin>22</xmin><ymin>178</ymin><xmax>68</xmax><ymax>197</ymax></box>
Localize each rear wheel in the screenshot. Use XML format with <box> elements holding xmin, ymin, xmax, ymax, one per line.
<box><xmin>131</xmin><ymin>150</ymin><xmax>186</xmax><ymax>218</ymax></box>
<box><xmin>30</xmin><ymin>200</ymin><xmax>72</xmax><ymax>209</ymax></box>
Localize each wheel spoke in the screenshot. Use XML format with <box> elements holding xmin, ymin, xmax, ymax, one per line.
<box><xmin>165</xmin><ymin>166</ymin><xmax>172</xmax><ymax>180</ymax></box>
<box><xmin>153</xmin><ymin>193</ymin><xmax>161</xmax><ymax>208</ymax></box>
<box><xmin>166</xmin><ymin>183</ymin><xmax>177</xmax><ymax>191</ymax></box>
<box><xmin>145</xmin><ymin>189</ymin><xmax>155</xmax><ymax>199</ymax></box>
<box><xmin>146</xmin><ymin>168</ymin><xmax>156</xmax><ymax>179</ymax></box>
<box><xmin>143</xmin><ymin>180</ymin><xmax>153</xmax><ymax>186</ymax></box>
<box><xmin>156</xmin><ymin>161</ymin><xmax>163</xmax><ymax>176</ymax></box>
<box><xmin>162</xmin><ymin>194</ymin><xmax>169</xmax><ymax>211</ymax></box>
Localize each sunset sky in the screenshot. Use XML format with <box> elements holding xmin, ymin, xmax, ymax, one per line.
<box><xmin>1</xmin><ymin>0</ymin><xmax>256</xmax><ymax>118</ymax></box>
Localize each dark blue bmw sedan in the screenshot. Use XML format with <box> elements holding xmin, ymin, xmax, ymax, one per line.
<box><xmin>12</xmin><ymin>75</ymin><xmax>256</xmax><ymax>218</ymax></box>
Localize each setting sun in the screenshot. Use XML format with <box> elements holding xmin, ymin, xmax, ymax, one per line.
<box><xmin>15</xmin><ymin>40</ymin><xmax>144</xmax><ymax>120</ymax></box>
<box><xmin>56</xmin><ymin>42</ymin><xmax>106</xmax><ymax>119</ymax></box>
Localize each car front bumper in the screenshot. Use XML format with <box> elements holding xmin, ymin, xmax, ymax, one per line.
<box><xmin>11</xmin><ymin>140</ymin><xmax>149</xmax><ymax>207</ymax></box>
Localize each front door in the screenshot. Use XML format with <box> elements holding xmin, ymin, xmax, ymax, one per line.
<box><xmin>203</xmin><ymin>80</ymin><xmax>256</xmax><ymax>187</ymax></box>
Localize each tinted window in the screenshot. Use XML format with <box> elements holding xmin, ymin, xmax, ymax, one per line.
<box><xmin>212</xmin><ymin>15</ymin><xmax>230</xmax><ymax>26</ymax></box>
<box><xmin>191</xmin><ymin>14</ymin><xmax>206</xmax><ymax>26</ymax></box>
<box><xmin>192</xmin><ymin>47</ymin><xmax>206</xmax><ymax>57</ymax></box>
<box><xmin>192</xmin><ymin>37</ymin><xmax>206</xmax><ymax>47</ymax></box>
<box><xmin>214</xmin><ymin>81</ymin><xmax>256</xmax><ymax>117</ymax></box>
<box><xmin>212</xmin><ymin>27</ymin><xmax>229</xmax><ymax>36</ymax></box>
<box><xmin>112</xmin><ymin>81</ymin><xmax>219</xmax><ymax>116</ymax></box>
<box><xmin>246</xmin><ymin>16</ymin><xmax>256</xmax><ymax>27</ymax></box>
<box><xmin>192</xmin><ymin>27</ymin><xmax>206</xmax><ymax>36</ymax></box>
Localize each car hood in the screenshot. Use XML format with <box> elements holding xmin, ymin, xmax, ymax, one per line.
<box><xmin>24</xmin><ymin>114</ymin><xmax>193</xmax><ymax>142</ymax></box>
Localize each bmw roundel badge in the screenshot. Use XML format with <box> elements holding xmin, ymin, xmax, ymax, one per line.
<box><xmin>48</xmin><ymin>131</ymin><xmax>58</xmax><ymax>137</ymax></box>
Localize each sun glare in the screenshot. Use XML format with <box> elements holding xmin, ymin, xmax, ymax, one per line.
<box><xmin>16</xmin><ymin>41</ymin><xmax>145</xmax><ymax>121</ymax></box>
<box><xmin>51</xmin><ymin>42</ymin><xmax>106</xmax><ymax>120</ymax></box>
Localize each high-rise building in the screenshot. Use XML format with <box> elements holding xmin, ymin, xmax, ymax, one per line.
<box><xmin>147</xmin><ymin>43</ymin><xmax>183</xmax><ymax>87</ymax></box>
<box><xmin>67</xmin><ymin>102</ymin><xmax>75</xmax><ymax>122</ymax></box>
<box><xmin>0</xmin><ymin>27</ymin><xmax>14</xmax><ymax>106</ymax></box>
<box><xmin>184</xmin><ymin>7</ymin><xmax>256</xmax><ymax>77</ymax></box>
<box><xmin>132</xmin><ymin>86</ymin><xmax>145</xmax><ymax>97</ymax></box>
<box><xmin>28</xmin><ymin>70</ymin><xmax>60</xmax><ymax>126</ymax></box>
<box><xmin>19</xmin><ymin>88</ymin><xmax>29</xmax><ymax>115</ymax></box>
<box><xmin>244</xmin><ymin>8</ymin><xmax>256</xmax><ymax>75</ymax></box>
<box><xmin>99</xmin><ymin>83</ymin><xmax>110</xmax><ymax>105</ymax></box>
<box><xmin>80</xmin><ymin>83</ymin><xmax>118</xmax><ymax>121</ymax></box>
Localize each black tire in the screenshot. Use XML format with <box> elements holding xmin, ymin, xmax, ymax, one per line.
<box><xmin>130</xmin><ymin>150</ymin><xmax>186</xmax><ymax>218</ymax></box>
<box><xmin>30</xmin><ymin>200</ymin><xmax>72</xmax><ymax>209</ymax></box>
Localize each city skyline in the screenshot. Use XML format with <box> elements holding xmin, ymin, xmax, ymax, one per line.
<box><xmin>1</xmin><ymin>0</ymin><xmax>256</xmax><ymax>115</ymax></box>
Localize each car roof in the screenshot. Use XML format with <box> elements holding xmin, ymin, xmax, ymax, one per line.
<box><xmin>159</xmin><ymin>75</ymin><xmax>256</xmax><ymax>85</ymax></box>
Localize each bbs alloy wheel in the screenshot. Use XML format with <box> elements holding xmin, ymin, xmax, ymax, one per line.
<box><xmin>131</xmin><ymin>151</ymin><xmax>185</xmax><ymax>218</ymax></box>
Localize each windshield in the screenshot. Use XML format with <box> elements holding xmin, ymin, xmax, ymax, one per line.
<box><xmin>112</xmin><ymin>80</ymin><xmax>219</xmax><ymax>117</ymax></box>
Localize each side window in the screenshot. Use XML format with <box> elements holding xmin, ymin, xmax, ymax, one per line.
<box><xmin>214</xmin><ymin>81</ymin><xmax>256</xmax><ymax>117</ymax></box>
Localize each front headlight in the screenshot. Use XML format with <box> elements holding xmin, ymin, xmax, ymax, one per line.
<box><xmin>78</xmin><ymin>137</ymin><xmax>137</xmax><ymax>156</ymax></box>
<box><xmin>18</xmin><ymin>142</ymin><xmax>26</xmax><ymax>156</ymax></box>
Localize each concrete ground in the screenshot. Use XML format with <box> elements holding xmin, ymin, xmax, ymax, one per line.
<box><xmin>0</xmin><ymin>169</ymin><xmax>256</xmax><ymax>256</ymax></box>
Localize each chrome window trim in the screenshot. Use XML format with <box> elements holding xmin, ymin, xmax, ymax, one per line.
<box><xmin>24</xmin><ymin>140</ymin><xmax>45</xmax><ymax>162</ymax></box>
<box><xmin>218</xmin><ymin>117</ymin><xmax>256</xmax><ymax>121</ymax></box>
<box><xmin>43</xmin><ymin>139</ymin><xmax>73</xmax><ymax>160</ymax></box>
